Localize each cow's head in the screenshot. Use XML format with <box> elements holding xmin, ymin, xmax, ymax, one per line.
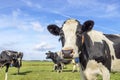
<box><xmin>47</xmin><ymin>19</ymin><xmax>94</xmax><ymax>59</ymax></box>
<box><xmin>12</xmin><ymin>52</ymin><xmax>23</xmax><ymax>68</ymax></box>
<box><xmin>46</xmin><ymin>51</ymin><xmax>57</xmax><ymax>59</ymax></box>
<box><xmin>46</xmin><ymin>51</ymin><xmax>53</xmax><ymax>59</ymax></box>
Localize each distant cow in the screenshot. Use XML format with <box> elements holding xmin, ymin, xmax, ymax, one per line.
<box><xmin>47</xmin><ymin>19</ymin><xmax>120</xmax><ymax>80</ymax></box>
<box><xmin>0</xmin><ymin>50</ymin><xmax>23</xmax><ymax>80</ymax></box>
<box><xmin>46</xmin><ymin>51</ymin><xmax>79</xmax><ymax>73</ymax></box>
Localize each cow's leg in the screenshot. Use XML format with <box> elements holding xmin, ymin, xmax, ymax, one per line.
<box><xmin>72</xmin><ymin>64</ymin><xmax>76</xmax><ymax>72</ymax></box>
<box><xmin>53</xmin><ymin>64</ymin><xmax>57</xmax><ymax>71</ymax></box>
<box><xmin>84</xmin><ymin>60</ymin><xmax>110</xmax><ymax>80</ymax></box>
<box><xmin>5</xmin><ymin>72</ymin><xmax>8</xmax><ymax>80</ymax></box>
<box><xmin>58</xmin><ymin>63</ymin><xmax>63</xmax><ymax>73</ymax></box>
<box><xmin>18</xmin><ymin>67</ymin><xmax>20</xmax><ymax>74</ymax></box>
<box><xmin>5</xmin><ymin>64</ymin><xmax>9</xmax><ymax>80</ymax></box>
<box><xmin>76</xmin><ymin>63</ymin><xmax>80</xmax><ymax>72</ymax></box>
<box><xmin>99</xmin><ymin>63</ymin><xmax>110</xmax><ymax>80</ymax></box>
<box><xmin>61</xmin><ymin>63</ymin><xmax>65</xmax><ymax>69</ymax></box>
<box><xmin>84</xmin><ymin>68</ymin><xmax>97</xmax><ymax>80</ymax></box>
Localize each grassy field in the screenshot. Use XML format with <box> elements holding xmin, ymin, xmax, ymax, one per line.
<box><xmin>0</xmin><ymin>61</ymin><xmax>120</xmax><ymax>80</ymax></box>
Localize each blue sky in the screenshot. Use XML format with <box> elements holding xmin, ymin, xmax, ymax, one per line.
<box><xmin>0</xmin><ymin>0</ymin><xmax>120</xmax><ymax>60</ymax></box>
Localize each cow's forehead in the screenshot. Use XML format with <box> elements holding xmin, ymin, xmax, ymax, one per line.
<box><xmin>62</xmin><ymin>19</ymin><xmax>79</xmax><ymax>32</ymax></box>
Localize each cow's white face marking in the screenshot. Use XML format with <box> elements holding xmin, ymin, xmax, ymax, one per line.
<box><xmin>62</xmin><ymin>19</ymin><xmax>79</xmax><ymax>58</ymax></box>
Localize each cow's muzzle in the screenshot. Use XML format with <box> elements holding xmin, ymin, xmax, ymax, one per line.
<box><xmin>62</xmin><ymin>49</ymin><xmax>73</xmax><ymax>59</ymax></box>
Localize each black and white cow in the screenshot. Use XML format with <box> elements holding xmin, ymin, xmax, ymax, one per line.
<box><xmin>47</xmin><ymin>19</ymin><xmax>120</xmax><ymax>80</ymax></box>
<box><xmin>0</xmin><ymin>50</ymin><xmax>23</xmax><ymax>80</ymax></box>
<box><xmin>46</xmin><ymin>51</ymin><xmax>79</xmax><ymax>72</ymax></box>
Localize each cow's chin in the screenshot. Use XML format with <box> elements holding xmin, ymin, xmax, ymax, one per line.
<box><xmin>63</xmin><ymin>54</ymin><xmax>73</xmax><ymax>60</ymax></box>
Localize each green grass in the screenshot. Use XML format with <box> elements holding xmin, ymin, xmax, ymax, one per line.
<box><xmin>0</xmin><ymin>61</ymin><xmax>120</xmax><ymax>80</ymax></box>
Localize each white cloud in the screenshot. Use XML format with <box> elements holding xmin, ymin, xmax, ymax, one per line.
<box><xmin>21</xmin><ymin>0</ymin><xmax>41</xmax><ymax>9</ymax></box>
<box><xmin>12</xmin><ymin>8</ymin><xmax>21</xmax><ymax>18</ymax></box>
<box><xmin>0</xmin><ymin>9</ymin><xmax>45</xmax><ymax>32</ymax></box>
<box><xmin>24</xmin><ymin>0</ymin><xmax>32</xmax><ymax>7</ymax></box>
<box><xmin>105</xmin><ymin>4</ymin><xmax>118</xmax><ymax>12</ymax></box>
<box><xmin>65</xmin><ymin>0</ymin><xmax>120</xmax><ymax>18</ymax></box>
<box><xmin>31</xmin><ymin>21</ymin><xmax>44</xmax><ymax>32</ymax></box>
<box><xmin>0</xmin><ymin>41</ymin><xmax>19</xmax><ymax>52</ymax></box>
<box><xmin>67</xmin><ymin>0</ymin><xmax>98</xmax><ymax>7</ymax></box>
<box><xmin>34</xmin><ymin>42</ymin><xmax>55</xmax><ymax>51</ymax></box>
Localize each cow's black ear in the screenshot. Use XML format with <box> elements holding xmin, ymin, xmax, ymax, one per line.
<box><xmin>47</xmin><ymin>24</ymin><xmax>60</xmax><ymax>36</ymax></box>
<box><xmin>82</xmin><ymin>20</ymin><xmax>94</xmax><ymax>32</ymax></box>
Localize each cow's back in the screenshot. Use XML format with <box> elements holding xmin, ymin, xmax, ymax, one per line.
<box><xmin>0</xmin><ymin>51</ymin><xmax>12</xmax><ymax>60</ymax></box>
<box><xmin>105</xmin><ymin>34</ymin><xmax>120</xmax><ymax>59</ymax></box>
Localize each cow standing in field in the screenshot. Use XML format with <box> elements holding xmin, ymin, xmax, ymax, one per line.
<box><xmin>0</xmin><ymin>50</ymin><xmax>23</xmax><ymax>80</ymax></box>
<box><xmin>47</xmin><ymin>19</ymin><xmax>120</xmax><ymax>80</ymax></box>
<box><xmin>46</xmin><ymin>51</ymin><xmax>79</xmax><ymax>73</ymax></box>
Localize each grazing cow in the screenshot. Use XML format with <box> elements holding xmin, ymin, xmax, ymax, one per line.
<box><xmin>47</xmin><ymin>19</ymin><xmax>120</xmax><ymax>80</ymax></box>
<box><xmin>46</xmin><ymin>51</ymin><xmax>79</xmax><ymax>72</ymax></box>
<box><xmin>0</xmin><ymin>50</ymin><xmax>23</xmax><ymax>80</ymax></box>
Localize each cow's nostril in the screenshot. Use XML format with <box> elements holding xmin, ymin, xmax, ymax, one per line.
<box><xmin>62</xmin><ymin>50</ymin><xmax>73</xmax><ymax>54</ymax></box>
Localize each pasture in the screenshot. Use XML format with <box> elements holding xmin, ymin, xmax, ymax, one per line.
<box><xmin>0</xmin><ymin>61</ymin><xmax>120</xmax><ymax>80</ymax></box>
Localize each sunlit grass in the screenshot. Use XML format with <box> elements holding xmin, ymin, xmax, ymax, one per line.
<box><xmin>0</xmin><ymin>61</ymin><xmax>120</xmax><ymax>80</ymax></box>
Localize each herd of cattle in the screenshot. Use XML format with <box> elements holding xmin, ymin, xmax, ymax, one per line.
<box><xmin>0</xmin><ymin>18</ymin><xmax>120</xmax><ymax>80</ymax></box>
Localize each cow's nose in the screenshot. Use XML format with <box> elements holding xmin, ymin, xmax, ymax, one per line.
<box><xmin>62</xmin><ymin>49</ymin><xmax>73</xmax><ymax>59</ymax></box>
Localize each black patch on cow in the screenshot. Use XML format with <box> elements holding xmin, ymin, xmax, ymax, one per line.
<box><xmin>47</xmin><ymin>24</ymin><xmax>60</xmax><ymax>36</ymax></box>
<box><xmin>104</xmin><ymin>34</ymin><xmax>120</xmax><ymax>59</ymax></box>
<box><xmin>75</xmin><ymin>22</ymin><xmax>83</xmax><ymax>51</ymax></box>
<box><xmin>59</xmin><ymin>30</ymin><xmax>65</xmax><ymax>47</ymax></box>
<box><xmin>82</xmin><ymin>20</ymin><xmax>94</xmax><ymax>32</ymax></box>
<box><xmin>79</xmin><ymin>33</ymin><xmax>111</xmax><ymax>71</ymax></box>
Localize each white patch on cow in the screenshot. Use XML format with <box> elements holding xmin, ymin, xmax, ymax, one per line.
<box><xmin>87</xmin><ymin>30</ymin><xmax>120</xmax><ymax>72</ymax></box>
<box><xmin>87</xmin><ymin>30</ymin><xmax>104</xmax><ymax>43</ymax></box>
<box><xmin>84</xmin><ymin>60</ymin><xmax>110</xmax><ymax>80</ymax></box>
<box><xmin>111</xmin><ymin>59</ymin><xmax>120</xmax><ymax>72</ymax></box>
<box><xmin>115</xmin><ymin>34</ymin><xmax>120</xmax><ymax>37</ymax></box>
<box><xmin>62</xmin><ymin>19</ymin><xmax>79</xmax><ymax>58</ymax></box>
